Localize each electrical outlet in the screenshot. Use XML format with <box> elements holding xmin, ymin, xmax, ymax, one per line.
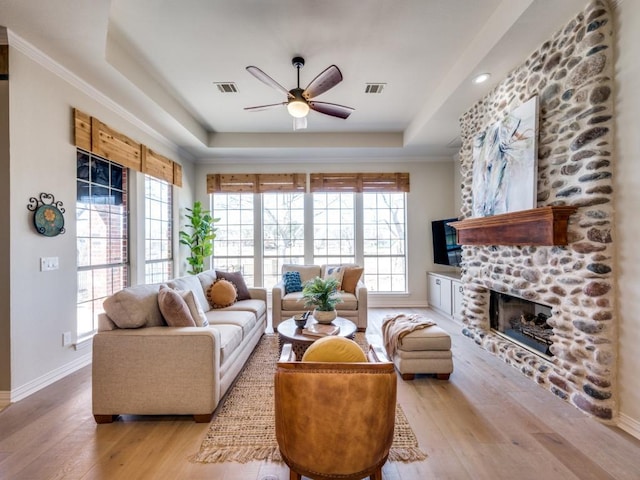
<box><xmin>41</xmin><ymin>257</ymin><xmax>59</xmax><ymax>271</ymax></box>
<box><xmin>62</xmin><ymin>331</ymin><xmax>72</xmax><ymax>347</ymax></box>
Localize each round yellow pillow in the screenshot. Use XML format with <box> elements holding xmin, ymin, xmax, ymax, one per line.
<box><xmin>207</xmin><ymin>279</ymin><xmax>238</xmax><ymax>308</ymax></box>
<box><xmin>302</xmin><ymin>336</ymin><xmax>367</xmax><ymax>363</ymax></box>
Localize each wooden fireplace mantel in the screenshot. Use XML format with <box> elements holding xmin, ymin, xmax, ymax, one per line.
<box><xmin>448</xmin><ymin>206</ymin><xmax>577</xmax><ymax>246</ymax></box>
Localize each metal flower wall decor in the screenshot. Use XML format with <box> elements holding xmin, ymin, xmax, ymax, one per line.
<box><xmin>27</xmin><ymin>192</ymin><xmax>66</xmax><ymax>236</ymax></box>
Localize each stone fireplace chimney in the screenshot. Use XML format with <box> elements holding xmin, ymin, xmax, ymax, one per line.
<box><xmin>457</xmin><ymin>0</ymin><xmax>616</xmax><ymax>420</ymax></box>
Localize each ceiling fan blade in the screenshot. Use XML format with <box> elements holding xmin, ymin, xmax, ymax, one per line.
<box><xmin>303</xmin><ymin>65</ymin><xmax>343</xmax><ymax>99</ymax></box>
<box><xmin>246</xmin><ymin>66</ymin><xmax>293</xmax><ymax>98</ymax></box>
<box><xmin>244</xmin><ymin>102</ymin><xmax>287</xmax><ymax>112</ymax></box>
<box><xmin>309</xmin><ymin>101</ymin><xmax>354</xmax><ymax>119</ymax></box>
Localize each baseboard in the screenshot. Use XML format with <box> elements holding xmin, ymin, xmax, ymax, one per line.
<box><xmin>368</xmin><ymin>297</ymin><xmax>428</xmax><ymax>308</ymax></box>
<box><xmin>618</xmin><ymin>412</ymin><xmax>640</xmax><ymax>440</ymax></box>
<box><xmin>0</xmin><ymin>391</ymin><xmax>10</xmax><ymax>409</ymax></box>
<box><xmin>9</xmin><ymin>352</ymin><xmax>92</xmax><ymax>403</ymax></box>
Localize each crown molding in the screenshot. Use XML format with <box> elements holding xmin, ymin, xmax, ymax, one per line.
<box><xmin>5</xmin><ymin>29</ymin><xmax>191</xmax><ymax>160</ymax></box>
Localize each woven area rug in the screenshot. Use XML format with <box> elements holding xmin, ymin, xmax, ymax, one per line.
<box><xmin>190</xmin><ymin>333</ymin><xmax>427</xmax><ymax>464</ymax></box>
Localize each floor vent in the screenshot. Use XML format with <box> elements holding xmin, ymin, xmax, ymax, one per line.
<box><xmin>215</xmin><ymin>82</ymin><xmax>238</xmax><ymax>93</ymax></box>
<box><xmin>365</xmin><ymin>83</ymin><xmax>386</xmax><ymax>94</ymax></box>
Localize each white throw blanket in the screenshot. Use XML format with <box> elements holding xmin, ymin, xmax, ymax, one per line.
<box><xmin>382</xmin><ymin>313</ymin><xmax>436</xmax><ymax>358</ymax></box>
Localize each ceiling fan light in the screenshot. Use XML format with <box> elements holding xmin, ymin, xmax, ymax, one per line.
<box><xmin>287</xmin><ymin>100</ymin><xmax>309</xmax><ymax>118</ymax></box>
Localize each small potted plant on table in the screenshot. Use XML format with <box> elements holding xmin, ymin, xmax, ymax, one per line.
<box><xmin>302</xmin><ymin>277</ymin><xmax>342</xmax><ymax>324</ymax></box>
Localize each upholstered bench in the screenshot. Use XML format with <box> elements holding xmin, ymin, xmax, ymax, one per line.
<box><xmin>383</xmin><ymin>321</ymin><xmax>453</xmax><ymax>380</ymax></box>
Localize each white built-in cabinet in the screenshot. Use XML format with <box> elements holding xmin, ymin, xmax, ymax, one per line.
<box><xmin>427</xmin><ymin>271</ymin><xmax>463</xmax><ymax>322</ymax></box>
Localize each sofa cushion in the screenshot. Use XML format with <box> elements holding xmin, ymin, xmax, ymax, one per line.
<box><xmin>282</xmin><ymin>291</ymin><xmax>307</xmax><ymax>311</ymax></box>
<box><xmin>103</xmin><ymin>284</ymin><xmax>165</xmax><ymax>329</ymax></box>
<box><xmin>167</xmin><ymin>275</ymin><xmax>209</xmax><ymax>313</ymax></box>
<box><xmin>341</xmin><ymin>267</ymin><xmax>364</xmax><ymax>294</ymax></box>
<box><xmin>211</xmin><ymin>324</ymin><xmax>243</xmax><ymax>366</ymax></box>
<box><xmin>216</xmin><ymin>270</ymin><xmax>251</xmax><ymax>300</ymax></box>
<box><xmin>177</xmin><ymin>289</ymin><xmax>208</xmax><ymax>327</ymax></box>
<box><xmin>216</xmin><ymin>298</ymin><xmax>267</xmax><ymax>322</ymax></box>
<box><xmin>196</xmin><ymin>270</ymin><xmax>218</xmax><ymax>300</ymax></box>
<box><xmin>282</xmin><ymin>291</ymin><xmax>357</xmax><ymax>312</ymax></box>
<box><xmin>282</xmin><ymin>264</ymin><xmax>321</xmax><ymax>284</ymax></box>
<box><xmin>157</xmin><ymin>285</ymin><xmax>197</xmax><ymax>327</ymax></box>
<box><xmin>336</xmin><ymin>292</ymin><xmax>358</xmax><ymax>310</ymax></box>
<box><xmin>302</xmin><ymin>336</ymin><xmax>367</xmax><ymax>363</ymax></box>
<box><xmin>206</xmin><ymin>310</ymin><xmax>256</xmax><ymax>338</ymax></box>
<box><xmin>283</xmin><ymin>271</ymin><xmax>303</xmax><ymax>294</ymax></box>
<box><xmin>207</xmin><ymin>279</ymin><xmax>238</xmax><ymax>308</ymax></box>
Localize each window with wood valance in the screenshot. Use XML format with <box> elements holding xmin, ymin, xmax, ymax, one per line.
<box><xmin>206</xmin><ymin>173</ymin><xmax>306</xmax><ymax>193</ymax></box>
<box><xmin>206</xmin><ymin>172</ymin><xmax>409</xmax><ymax>194</ymax></box>
<box><xmin>73</xmin><ymin>108</ymin><xmax>182</xmax><ymax>187</ymax></box>
<box><xmin>310</xmin><ymin>172</ymin><xmax>409</xmax><ymax>192</ymax></box>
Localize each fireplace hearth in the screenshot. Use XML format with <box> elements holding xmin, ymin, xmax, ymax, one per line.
<box><xmin>489</xmin><ymin>291</ymin><xmax>553</xmax><ymax>357</ymax></box>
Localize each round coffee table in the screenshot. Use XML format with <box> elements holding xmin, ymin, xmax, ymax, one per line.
<box><xmin>277</xmin><ymin>316</ymin><xmax>357</xmax><ymax>358</ymax></box>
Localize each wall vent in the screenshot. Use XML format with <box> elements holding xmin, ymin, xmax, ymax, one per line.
<box><xmin>214</xmin><ymin>82</ymin><xmax>238</xmax><ymax>93</ymax></box>
<box><xmin>365</xmin><ymin>83</ymin><xmax>386</xmax><ymax>94</ymax></box>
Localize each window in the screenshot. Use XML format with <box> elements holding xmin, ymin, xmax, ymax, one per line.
<box><xmin>263</xmin><ymin>193</ymin><xmax>305</xmax><ymax>287</ymax></box>
<box><xmin>76</xmin><ymin>150</ymin><xmax>128</xmax><ymax>338</ymax></box>
<box><xmin>144</xmin><ymin>175</ymin><xmax>172</xmax><ymax>283</ymax></box>
<box><xmin>313</xmin><ymin>192</ymin><xmax>355</xmax><ymax>265</ymax></box>
<box><xmin>363</xmin><ymin>193</ymin><xmax>407</xmax><ymax>292</ymax></box>
<box><xmin>211</xmin><ymin>193</ymin><xmax>255</xmax><ymax>285</ymax></box>
<box><xmin>208</xmin><ymin>172</ymin><xmax>408</xmax><ymax>292</ymax></box>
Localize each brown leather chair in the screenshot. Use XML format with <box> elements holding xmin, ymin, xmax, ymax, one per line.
<box><xmin>274</xmin><ymin>343</ymin><xmax>397</xmax><ymax>480</ymax></box>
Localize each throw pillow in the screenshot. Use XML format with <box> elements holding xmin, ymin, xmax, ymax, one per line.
<box><xmin>103</xmin><ymin>284</ymin><xmax>165</xmax><ymax>328</ymax></box>
<box><xmin>207</xmin><ymin>279</ymin><xmax>238</xmax><ymax>308</ymax></box>
<box><xmin>282</xmin><ymin>271</ymin><xmax>303</xmax><ymax>294</ymax></box>
<box><xmin>341</xmin><ymin>266</ymin><xmax>364</xmax><ymax>294</ymax></box>
<box><xmin>157</xmin><ymin>285</ymin><xmax>197</xmax><ymax>327</ymax></box>
<box><xmin>177</xmin><ymin>289</ymin><xmax>209</xmax><ymax>327</ymax></box>
<box><xmin>302</xmin><ymin>336</ymin><xmax>367</xmax><ymax>363</ymax></box>
<box><xmin>216</xmin><ymin>270</ymin><xmax>251</xmax><ymax>300</ymax></box>
<box><xmin>323</xmin><ymin>265</ymin><xmax>345</xmax><ymax>290</ymax></box>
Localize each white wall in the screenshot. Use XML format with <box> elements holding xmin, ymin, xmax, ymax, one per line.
<box><xmin>6</xmin><ymin>47</ymin><xmax>194</xmax><ymax>398</ymax></box>
<box><xmin>613</xmin><ymin>0</ymin><xmax>640</xmax><ymax>437</ymax></box>
<box><xmin>194</xmin><ymin>159</ymin><xmax>458</xmax><ymax>307</ymax></box>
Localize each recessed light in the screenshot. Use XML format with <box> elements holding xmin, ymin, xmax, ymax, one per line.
<box><xmin>473</xmin><ymin>73</ymin><xmax>491</xmax><ymax>84</ymax></box>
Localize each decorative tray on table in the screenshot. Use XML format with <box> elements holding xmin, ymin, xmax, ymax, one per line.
<box><xmin>302</xmin><ymin>323</ymin><xmax>340</xmax><ymax>337</ymax></box>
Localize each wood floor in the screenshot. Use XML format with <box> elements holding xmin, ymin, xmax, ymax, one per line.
<box><xmin>1</xmin><ymin>308</ymin><xmax>640</xmax><ymax>479</ymax></box>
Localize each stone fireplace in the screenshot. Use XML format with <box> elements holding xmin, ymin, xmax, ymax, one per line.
<box><xmin>457</xmin><ymin>0</ymin><xmax>616</xmax><ymax>421</ymax></box>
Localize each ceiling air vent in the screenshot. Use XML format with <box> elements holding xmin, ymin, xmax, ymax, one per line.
<box><xmin>365</xmin><ymin>83</ymin><xmax>386</xmax><ymax>94</ymax></box>
<box><xmin>214</xmin><ymin>82</ymin><xmax>238</xmax><ymax>93</ymax></box>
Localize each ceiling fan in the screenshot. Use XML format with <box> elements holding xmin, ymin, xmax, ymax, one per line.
<box><xmin>244</xmin><ymin>56</ymin><xmax>355</xmax><ymax>130</ymax></box>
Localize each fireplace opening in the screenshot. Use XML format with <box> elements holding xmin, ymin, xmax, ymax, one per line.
<box><xmin>489</xmin><ymin>291</ymin><xmax>553</xmax><ymax>357</ymax></box>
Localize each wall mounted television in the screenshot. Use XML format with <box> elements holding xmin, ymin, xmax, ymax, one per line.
<box><xmin>431</xmin><ymin>218</ymin><xmax>462</xmax><ymax>267</ymax></box>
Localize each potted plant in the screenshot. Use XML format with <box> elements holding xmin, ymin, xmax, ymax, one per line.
<box><xmin>302</xmin><ymin>276</ymin><xmax>343</xmax><ymax>324</ymax></box>
<box><xmin>179</xmin><ymin>201</ymin><xmax>219</xmax><ymax>275</ymax></box>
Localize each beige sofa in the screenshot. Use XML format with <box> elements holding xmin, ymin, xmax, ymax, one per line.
<box><xmin>272</xmin><ymin>264</ymin><xmax>368</xmax><ymax>331</ymax></box>
<box><xmin>92</xmin><ymin>269</ymin><xmax>267</xmax><ymax>423</ymax></box>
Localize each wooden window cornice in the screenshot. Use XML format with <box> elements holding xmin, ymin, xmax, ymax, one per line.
<box><xmin>310</xmin><ymin>172</ymin><xmax>409</xmax><ymax>193</ymax></box>
<box><xmin>73</xmin><ymin>108</ymin><xmax>182</xmax><ymax>187</ymax></box>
